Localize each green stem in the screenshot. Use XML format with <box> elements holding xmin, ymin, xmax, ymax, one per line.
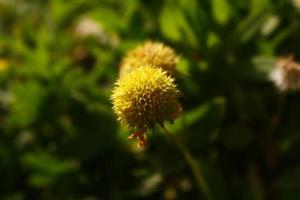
<box><xmin>266</xmin><ymin>92</ymin><xmax>285</xmax><ymax>170</ymax></box>
<box><xmin>265</xmin><ymin>92</ymin><xmax>286</xmax><ymax>200</ymax></box>
<box><xmin>161</xmin><ymin>125</ymin><xmax>214</xmax><ymax>200</ymax></box>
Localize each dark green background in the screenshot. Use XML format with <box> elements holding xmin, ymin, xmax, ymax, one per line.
<box><xmin>0</xmin><ymin>0</ymin><xmax>300</xmax><ymax>199</ymax></box>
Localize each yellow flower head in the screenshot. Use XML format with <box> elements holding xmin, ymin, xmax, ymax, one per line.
<box><xmin>120</xmin><ymin>41</ymin><xmax>179</xmax><ymax>77</ymax></box>
<box><xmin>111</xmin><ymin>65</ymin><xmax>181</xmax><ymax>146</ymax></box>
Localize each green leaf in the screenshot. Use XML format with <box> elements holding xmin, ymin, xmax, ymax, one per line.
<box><xmin>159</xmin><ymin>1</ymin><xmax>198</xmax><ymax>48</ymax></box>
<box><xmin>167</xmin><ymin>97</ymin><xmax>226</xmax><ymax>133</ymax></box>
<box><xmin>8</xmin><ymin>81</ymin><xmax>47</xmax><ymax>127</ymax></box>
<box><xmin>211</xmin><ymin>0</ymin><xmax>231</xmax><ymax>25</ymax></box>
<box><xmin>250</xmin><ymin>0</ymin><xmax>270</xmax><ymax>15</ymax></box>
<box><xmin>22</xmin><ymin>150</ymin><xmax>76</xmax><ymax>187</ymax></box>
<box><xmin>252</xmin><ymin>56</ymin><xmax>276</xmax><ymax>75</ymax></box>
<box><xmin>235</xmin><ymin>7</ymin><xmax>271</xmax><ymax>42</ymax></box>
<box><xmin>207</xmin><ymin>32</ymin><xmax>221</xmax><ymax>48</ymax></box>
<box><xmin>22</xmin><ymin>151</ymin><xmax>75</xmax><ymax>175</ymax></box>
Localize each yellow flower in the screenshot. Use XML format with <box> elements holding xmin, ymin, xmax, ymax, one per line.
<box><xmin>111</xmin><ymin>65</ymin><xmax>181</xmax><ymax>146</ymax></box>
<box><xmin>120</xmin><ymin>41</ymin><xmax>179</xmax><ymax>77</ymax></box>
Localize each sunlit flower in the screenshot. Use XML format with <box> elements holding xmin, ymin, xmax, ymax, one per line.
<box><xmin>269</xmin><ymin>56</ymin><xmax>300</xmax><ymax>91</ymax></box>
<box><xmin>111</xmin><ymin>65</ymin><xmax>181</xmax><ymax>146</ymax></box>
<box><xmin>120</xmin><ymin>41</ymin><xmax>179</xmax><ymax>77</ymax></box>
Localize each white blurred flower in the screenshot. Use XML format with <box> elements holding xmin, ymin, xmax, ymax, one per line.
<box><xmin>290</xmin><ymin>0</ymin><xmax>300</xmax><ymax>10</ymax></box>
<box><xmin>269</xmin><ymin>56</ymin><xmax>300</xmax><ymax>91</ymax></box>
<box><xmin>261</xmin><ymin>15</ymin><xmax>280</xmax><ymax>36</ymax></box>
<box><xmin>74</xmin><ymin>17</ymin><xmax>119</xmax><ymax>47</ymax></box>
<box><xmin>74</xmin><ymin>17</ymin><xmax>104</xmax><ymax>39</ymax></box>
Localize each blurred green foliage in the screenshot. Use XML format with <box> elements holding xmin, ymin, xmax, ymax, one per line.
<box><xmin>0</xmin><ymin>0</ymin><xmax>300</xmax><ymax>199</ymax></box>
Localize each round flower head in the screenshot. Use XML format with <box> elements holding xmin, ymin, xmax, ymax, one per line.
<box><xmin>120</xmin><ymin>41</ymin><xmax>179</xmax><ymax>77</ymax></box>
<box><xmin>111</xmin><ymin>65</ymin><xmax>181</xmax><ymax>146</ymax></box>
<box><xmin>270</xmin><ymin>56</ymin><xmax>300</xmax><ymax>91</ymax></box>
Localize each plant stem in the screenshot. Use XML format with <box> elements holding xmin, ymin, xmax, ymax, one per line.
<box><xmin>266</xmin><ymin>92</ymin><xmax>285</xmax><ymax>170</ymax></box>
<box><xmin>265</xmin><ymin>92</ymin><xmax>286</xmax><ymax>200</ymax></box>
<box><xmin>161</xmin><ymin>125</ymin><xmax>214</xmax><ymax>200</ymax></box>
